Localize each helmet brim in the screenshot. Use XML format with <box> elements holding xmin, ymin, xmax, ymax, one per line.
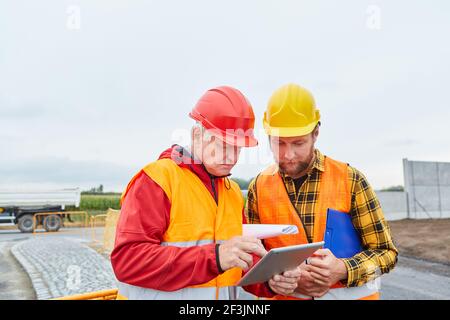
<box><xmin>212</xmin><ymin>130</ymin><xmax>258</xmax><ymax>147</ymax></box>
<box><xmin>263</xmin><ymin>119</ymin><xmax>319</xmax><ymax>137</ymax></box>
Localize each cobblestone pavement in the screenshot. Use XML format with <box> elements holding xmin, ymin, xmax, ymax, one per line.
<box><xmin>11</xmin><ymin>237</ymin><xmax>117</xmax><ymax>299</ymax></box>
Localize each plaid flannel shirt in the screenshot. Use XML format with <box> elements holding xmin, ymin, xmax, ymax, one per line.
<box><xmin>245</xmin><ymin>149</ymin><xmax>398</xmax><ymax>287</ymax></box>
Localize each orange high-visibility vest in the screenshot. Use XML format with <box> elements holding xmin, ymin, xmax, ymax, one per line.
<box><xmin>117</xmin><ymin>158</ymin><xmax>243</xmax><ymax>300</ymax></box>
<box><xmin>256</xmin><ymin>156</ymin><xmax>380</xmax><ymax>300</ymax></box>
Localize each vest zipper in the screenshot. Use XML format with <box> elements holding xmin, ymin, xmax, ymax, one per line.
<box><xmin>282</xmin><ymin>173</ymin><xmax>311</xmax><ymax>244</ymax></box>
<box><xmin>210</xmin><ymin>176</ymin><xmax>218</xmax><ymax>204</ymax></box>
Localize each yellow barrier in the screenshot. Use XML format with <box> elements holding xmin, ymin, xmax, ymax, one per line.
<box><xmin>52</xmin><ymin>288</ymin><xmax>118</xmax><ymax>300</ymax></box>
<box><xmin>90</xmin><ymin>214</ymin><xmax>107</xmax><ymax>243</ymax></box>
<box><xmin>103</xmin><ymin>209</ymin><xmax>120</xmax><ymax>253</ymax></box>
<box><xmin>89</xmin><ymin>208</ymin><xmax>120</xmax><ymax>253</ymax></box>
<box><xmin>32</xmin><ymin>211</ymin><xmax>89</xmax><ymax>234</ymax></box>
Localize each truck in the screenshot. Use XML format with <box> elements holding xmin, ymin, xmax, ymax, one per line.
<box><xmin>0</xmin><ymin>188</ymin><xmax>81</xmax><ymax>233</ymax></box>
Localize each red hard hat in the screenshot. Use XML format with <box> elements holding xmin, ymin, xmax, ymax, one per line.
<box><xmin>189</xmin><ymin>86</ymin><xmax>258</xmax><ymax>147</ymax></box>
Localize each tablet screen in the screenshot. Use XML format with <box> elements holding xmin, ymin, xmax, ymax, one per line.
<box><xmin>237</xmin><ymin>241</ymin><xmax>324</xmax><ymax>286</ymax></box>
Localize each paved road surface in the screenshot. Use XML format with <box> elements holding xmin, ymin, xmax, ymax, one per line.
<box><xmin>380</xmin><ymin>256</ymin><xmax>450</xmax><ymax>300</ymax></box>
<box><xmin>0</xmin><ymin>241</ymin><xmax>36</xmax><ymax>299</ymax></box>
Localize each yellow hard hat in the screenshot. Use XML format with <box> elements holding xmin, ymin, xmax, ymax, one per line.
<box><xmin>263</xmin><ymin>83</ymin><xmax>321</xmax><ymax>137</ymax></box>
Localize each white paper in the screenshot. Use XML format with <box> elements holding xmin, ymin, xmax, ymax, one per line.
<box><xmin>242</xmin><ymin>224</ymin><xmax>299</xmax><ymax>239</ymax></box>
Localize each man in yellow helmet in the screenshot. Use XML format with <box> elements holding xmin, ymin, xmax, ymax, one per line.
<box><xmin>244</xmin><ymin>84</ymin><xmax>398</xmax><ymax>300</ymax></box>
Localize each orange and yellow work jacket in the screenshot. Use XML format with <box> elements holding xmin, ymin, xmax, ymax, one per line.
<box><xmin>256</xmin><ymin>156</ymin><xmax>380</xmax><ymax>300</ymax></box>
<box><xmin>115</xmin><ymin>155</ymin><xmax>243</xmax><ymax>300</ymax></box>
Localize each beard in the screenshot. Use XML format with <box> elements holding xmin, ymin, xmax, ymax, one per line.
<box><xmin>278</xmin><ymin>147</ymin><xmax>315</xmax><ymax>178</ymax></box>
<box><xmin>279</xmin><ymin>161</ymin><xmax>310</xmax><ymax>177</ymax></box>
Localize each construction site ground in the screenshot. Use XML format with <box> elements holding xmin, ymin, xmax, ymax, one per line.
<box><xmin>1</xmin><ymin>219</ymin><xmax>450</xmax><ymax>299</ymax></box>
<box><xmin>389</xmin><ymin>218</ymin><xmax>450</xmax><ymax>265</ymax></box>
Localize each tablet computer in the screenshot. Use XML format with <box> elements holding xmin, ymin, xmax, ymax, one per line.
<box><xmin>237</xmin><ymin>241</ymin><xmax>324</xmax><ymax>286</ymax></box>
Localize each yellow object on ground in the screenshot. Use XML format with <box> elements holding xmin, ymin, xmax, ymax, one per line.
<box><xmin>52</xmin><ymin>289</ymin><xmax>118</xmax><ymax>300</ymax></box>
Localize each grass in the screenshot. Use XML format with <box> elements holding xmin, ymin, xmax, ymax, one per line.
<box><xmin>80</xmin><ymin>194</ymin><xmax>121</xmax><ymax>211</ymax></box>
<box><xmin>63</xmin><ymin>194</ymin><xmax>121</xmax><ymax>221</ymax></box>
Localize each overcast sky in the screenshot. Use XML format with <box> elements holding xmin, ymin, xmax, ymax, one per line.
<box><xmin>1</xmin><ymin>0</ymin><xmax>449</xmax><ymax>192</ymax></box>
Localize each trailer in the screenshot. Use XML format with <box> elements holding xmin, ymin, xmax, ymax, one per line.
<box><xmin>0</xmin><ymin>188</ymin><xmax>81</xmax><ymax>233</ymax></box>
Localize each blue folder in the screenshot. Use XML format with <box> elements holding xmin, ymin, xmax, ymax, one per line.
<box><xmin>323</xmin><ymin>208</ymin><xmax>363</xmax><ymax>258</ymax></box>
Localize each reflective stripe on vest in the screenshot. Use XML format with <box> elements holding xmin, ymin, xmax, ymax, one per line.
<box><xmin>289</xmin><ymin>279</ymin><xmax>380</xmax><ymax>300</ymax></box>
<box><xmin>160</xmin><ymin>239</ymin><xmax>214</xmax><ymax>247</ymax></box>
<box><xmin>117</xmin><ymin>158</ymin><xmax>243</xmax><ymax>300</ymax></box>
<box><xmin>256</xmin><ymin>156</ymin><xmax>380</xmax><ymax>300</ymax></box>
<box><xmin>118</xmin><ymin>282</ymin><xmax>240</xmax><ymax>300</ymax></box>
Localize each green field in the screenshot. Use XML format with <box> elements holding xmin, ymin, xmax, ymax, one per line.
<box><xmin>64</xmin><ymin>194</ymin><xmax>121</xmax><ymax>220</ymax></box>
<box><xmin>80</xmin><ymin>194</ymin><xmax>121</xmax><ymax>211</ymax></box>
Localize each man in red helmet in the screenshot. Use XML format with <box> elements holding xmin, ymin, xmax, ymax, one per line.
<box><xmin>111</xmin><ymin>86</ymin><xmax>301</xmax><ymax>300</ymax></box>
